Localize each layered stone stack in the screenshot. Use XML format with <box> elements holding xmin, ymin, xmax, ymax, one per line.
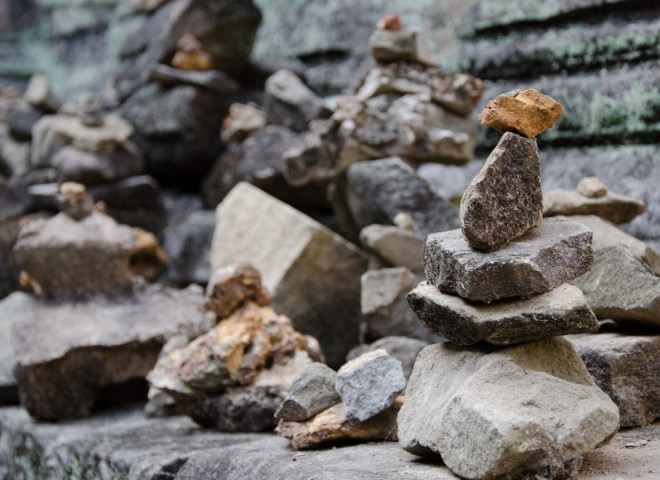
<box><xmin>398</xmin><ymin>90</ymin><xmax>620</xmax><ymax>479</ymax></box>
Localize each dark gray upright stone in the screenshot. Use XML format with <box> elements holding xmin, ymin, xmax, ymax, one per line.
<box><xmin>275</xmin><ymin>363</ymin><xmax>340</xmax><ymax>421</ymax></box>
<box><xmin>408</xmin><ymin>282</ymin><xmax>598</xmax><ymax>345</ymax></box>
<box><xmin>460</xmin><ymin>132</ymin><xmax>542</xmax><ymax>252</ymax></box>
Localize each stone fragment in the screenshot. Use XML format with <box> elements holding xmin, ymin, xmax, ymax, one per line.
<box><xmin>479</xmin><ymin>89</ymin><xmax>563</xmax><ymax>138</ymax></box>
<box><xmin>460</xmin><ymin>132</ymin><xmax>542</xmax><ymax>251</ymax></box>
<box><xmin>359</xmin><ymin>224</ymin><xmax>424</xmax><ymax>272</ymax></box>
<box><xmin>368</xmin><ymin>29</ymin><xmax>425</xmax><ymax>64</ymax></box>
<box><xmin>567</xmin><ymin>333</ymin><xmax>660</xmax><ymax>428</ymax></box>
<box><xmin>577</xmin><ymin>176</ymin><xmax>608</xmax><ymax>198</ymax></box>
<box><xmin>361</xmin><ymin>268</ymin><xmax>436</xmax><ymax>342</ymax></box>
<box><xmin>52</xmin><ymin>145</ymin><xmax>144</xmax><ymax>185</ymax></box>
<box><xmin>77</xmin><ymin>94</ymin><xmax>104</xmax><ymax>127</ymax></box>
<box><xmin>163</xmin><ymin>209</ymin><xmax>215</xmax><ymax>286</ymax></box>
<box><xmin>544</xmin><ymin>189</ymin><xmax>646</xmax><ymax>224</ymax></box>
<box><xmin>559</xmin><ymin>214</ymin><xmax>660</xmax><ymax>275</ymax></box>
<box><xmin>376</xmin><ymin>14</ymin><xmax>401</xmax><ymax>31</ymax></box>
<box><xmin>220</xmin><ymin>102</ymin><xmax>267</xmax><ymax>144</ymax></box>
<box><xmin>149</xmin><ymin>64</ymin><xmax>239</xmax><ymax>95</ymax></box>
<box><xmin>398</xmin><ymin>338</ymin><xmax>619</xmax><ymax>480</ymax></box>
<box><xmin>56</xmin><ymin>181</ymin><xmax>95</xmax><ymax>220</ymax></box>
<box><xmin>408</xmin><ymin>282</ymin><xmax>598</xmax><ymax>345</ymax></box>
<box><xmin>171</xmin><ymin>33</ymin><xmax>214</xmax><ymax>71</ymax></box>
<box><xmin>23</xmin><ymin>74</ymin><xmax>59</xmax><ymax>112</ymax></box>
<box><xmin>264</xmin><ymin>70</ymin><xmax>326</xmax><ymax>132</ymax></box>
<box><xmin>276</xmin><ymin>399</ymin><xmax>402</xmax><ymax>450</ymax></box>
<box><xmin>335</xmin><ymin>349</ymin><xmax>406</xmax><ymax>423</ymax></box>
<box><xmin>210</xmin><ymin>183</ymin><xmax>367</xmax><ymax>367</ymax></box>
<box><xmin>346</xmin><ymin>336</ymin><xmax>430</xmax><ymax>380</ymax></box>
<box><xmin>12</xmin><ymin>211</ymin><xmax>165</xmax><ymax>300</ymax></box>
<box><xmin>275</xmin><ymin>362</ymin><xmax>340</xmax><ymax>421</ymax></box>
<box><xmin>12</xmin><ymin>285</ymin><xmax>206</xmax><ymax>420</ymax></box>
<box><xmin>205</xmin><ymin>261</ymin><xmax>271</xmax><ymax>318</ymax></box>
<box><xmin>571</xmin><ymin>245</ymin><xmax>660</xmax><ymax>326</ymax></box>
<box><xmin>425</xmin><ymin>218</ymin><xmax>593</xmax><ymax>302</ymax></box>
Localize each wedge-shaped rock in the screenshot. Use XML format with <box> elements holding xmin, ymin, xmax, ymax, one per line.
<box><xmin>567</xmin><ymin>333</ymin><xmax>660</xmax><ymax>428</ymax></box>
<box><xmin>570</xmin><ymin>245</ymin><xmax>660</xmax><ymax>326</ymax></box>
<box><xmin>424</xmin><ymin>218</ymin><xmax>593</xmax><ymax>302</ymax></box>
<box><xmin>479</xmin><ymin>89</ymin><xmax>563</xmax><ymax>138</ymax></box>
<box><xmin>275</xmin><ymin>362</ymin><xmax>340</xmax><ymax>421</ymax></box>
<box><xmin>335</xmin><ymin>349</ymin><xmax>406</xmax><ymax>423</ymax></box>
<box><xmin>398</xmin><ymin>338</ymin><xmax>619</xmax><ymax>480</ymax></box>
<box><xmin>544</xmin><ymin>189</ymin><xmax>645</xmax><ymax>224</ymax></box>
<box><xmin>460</xmin><ymin>132</ymin><xmax>542</xmax><ymax>251</ymax></box>
<box><xmin>276</xmin><ymin>399</ymin><xmax>401</xmax><ymax>450</ymax></box>
<box><xmin>408</xmin><ymin>282</ymin><xmax>597</xmax><ymax>345</ymax></box>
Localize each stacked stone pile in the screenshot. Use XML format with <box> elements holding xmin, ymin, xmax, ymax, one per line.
<box><xmin>398</xmin><ymin>90</ymin><xmax>620</xmax><ymax>479</ymax></box>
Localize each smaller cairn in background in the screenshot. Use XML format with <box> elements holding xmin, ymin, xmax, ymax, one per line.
<box><xmin>172</xmin><ymin>33</ymin><xmax>214</xmax><ymax>71</ymax></box>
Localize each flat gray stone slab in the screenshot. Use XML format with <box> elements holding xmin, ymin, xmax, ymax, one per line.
<box><xmin>544</xmin><ymin>189</ymin><xmax>646</xmax><ymax>224</ymax></box>
<box><xmin>424</xmin><ymin>217</ymin><xmax>593</xmax><ymax>302</ymax></box>
<box><xmin>408</xmin><ymin>282</ymin><xmax>598</xmax><ymax>345</ymax></box>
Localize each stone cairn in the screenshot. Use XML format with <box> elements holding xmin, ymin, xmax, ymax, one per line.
<box><xmin>397</xmin><ymin>90</ymin><xmax>621</xmax><ymax>479</ymax></box>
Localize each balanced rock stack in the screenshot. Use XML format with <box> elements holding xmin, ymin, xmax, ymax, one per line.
<box><xmin>398</xmin><ymin>90</ymin><xmax>621</xmax><ymax>479</ymax></box>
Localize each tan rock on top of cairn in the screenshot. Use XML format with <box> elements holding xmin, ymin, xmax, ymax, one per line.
<box><xmin>172</xmin><ymin>33</ymin><xmax>213</xmax><ymax>71</ymax></box>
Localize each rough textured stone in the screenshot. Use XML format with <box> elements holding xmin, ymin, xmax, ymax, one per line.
<box><xmin>567</xmin><ymin>333</ymin><xmax>660</xmax><ymax>428</ymax></box>
<box><xmin>276</xmin><ymin>399</ymin><xmax>401</xmax><ymax>450</ymax></box>
<box><xmin>204</xmin><ymin>262</ymin><xmax>271</xmax><ymax>318</ymax></box>
<box><xmin>12</xmin><ymin>211</ymin><xmax>164</xmax><ymax>300</ymax></box>
<box><xmin>12</xmin><ymin>284</ymin><xmax>206</xmax><ymax>420</ymax></box>
<box><xmin>577</xmin><ymin>176</ymin><xmax>608</xmax><ymax>198</ymax></box>
<box><xmin>571</xmin><ymin>245</ymin><xmax>660</xmax><ymax>326</ymax></box>
<box><xmin>544</xmin><ymin>189</ymin><xmax>646</xmax><ymax>224</ymax></box>
<box><xmin>52</xmin><ymin>145</ymin><xmax>145</xmax><ymax>185</ymax></box>
<box><xmin>275</xmin><ymin>362</ymin><xmax>340</xmax><ymax>421</ymax></box>
<box><xmin>210</xmin><ymin>183</ymin><xmax>367</xmax><ymax>367</ymax></box>
<box><xmin>149</xmin><ymin>64</ymin><xmax>239</xmax><ymax>94</ymax></box>
<box><xmin>335</xmin><ymin>349</ymin><xmax>406</xmax><ymax>423</ymax></box>
<box><xmin>460</xmin><ymin>132</ymin><xmax>542</xmax><ymax>251</ymax></box>
<box><xmin>408</xmin><ymin>282</ymin><xmax>598</xmax><ymax>345</ymax></box>
<box><xmin>361</xmin><ymin>268</ymin><xmax>437</xmax><ymax>343</ymax></box>
<box><xmin>398</xmin><ymin>338</ymin><xmax>620</xmax><ymax>480</ymax></box>
<box><xmin>359</xmin><ymin>224</ymin><xmax>424</xmax><ymax>272</ymax></box>
<box><xmin>163</xmin><ymin>209</ymin><xmax>215</xmax><ymax>286</ymax></box>
<box><xmin>346</xmin><ymin>336</ymin><xmax>431</xmax><ymax>380</ymax></box>
<box><xmin>479</xmin><ymin>89</ymin><xmax>563</xmax><ymax>138</ymax></box>
<box><xmin>425</xmin><ymin>218</ymin><xmax>594</xmax><ymax>302</ymax></box>
<box><xmin>264</xmin><ymin>70</ymin><xmax>326</xmax><ymax>132</ymax></box>
<box><xmin>368</xmin><ymin>29</ymin><xmax>424</xmax><ymax>64</ymax></box>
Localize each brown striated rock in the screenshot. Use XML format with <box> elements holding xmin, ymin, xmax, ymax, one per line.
<box><xmin>577</xmin><ymin>176</ymin><xmax>608</xmax><ymax>198</ymax></box>
<box><xmin>544</xmin><ymin>189</ymin><xmax>646</xmax><ymax>224</ymax></box>
<box><xmin>460</xmin><ymin>132</ymin><xmax>542</xmax><ymax>251</ymax></box>
<box><xmin>276</xmin><ymin>397</ymin><xmax>402</xmax><ymax>450</ymax></box>
<box><xmin>479</xmin><ymin>89</ymin><xmax>563</xmax><ymax>138</ymax></box>
<box><xmin>204</xmin><ymin>262</ymin><xmax>271</xmax><ymax>318</ymax></box>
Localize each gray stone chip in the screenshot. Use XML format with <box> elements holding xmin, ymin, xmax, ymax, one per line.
<box><xmin>275</xmin><ymin>362</ymin><xmax>340</xmax><ymax>421</ymax></box>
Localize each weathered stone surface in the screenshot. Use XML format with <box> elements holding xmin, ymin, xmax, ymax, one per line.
<box><xmin>567</xmin><ymin>333</ymin><xmax>660</xmax><ymax>428</ymax></box>
<box><xmin>12</xmin><ymin>211</ymin><xmax>164</xmax><ymax>300</ymax></box>
<box><xmin>544</xmin><ymin>189</ymin><xmax>646</xmax><ymax>224</ymax></box>
<box><xmin>210</xmin><ymin>183</ymin><xmax>367</xmax><ymax>367</ymax></box>
<box><xmin>264</xmin><ymin>70</ymin><xmax>326</xmax><ymax>132</ymax></box>
<box><xmin>559</xmin><ymin>215</ymin><xmax>660</xmax><ymax>275</ymax></box>
<box><xmin>571</xmin><ymin>245</ymin><xmax>660</xmax><ymax>326</ymax></box>
<box><xmin>205</xmin><ymin>262</ymin><xmax>271</xmax><ymax>318</ymax></box>
<box><xmin>346</xmin><ymin>336</ymin><xmax>431</xmax><ymax>380</ymax></box>
<box><xmin>275</xmin><ymin>362</ymin><xmax>340</xmax><ymax>421</ymax></box>
<box><xmin>163</xmin><ymin>209</ymin><xmax>215</xmax><ymax>286</ymax></box>
<box><xmin>368</xmin><ymin>29</ymin><xmax>424</xmax><ymax>64</ymax></box>
<box><xmin>425</xmin><ymin>218</ymin><xmax>594</xmax><ymax>302</ymax></box>
<box><xmin>361</xmin><ymin>268</ymin><xmax>437</xmax><ymax>343</ymax></box>
<box><xmin>335</xmin><ymin>157</ymin><xmax>459</xmax><ymax>241</ymax></box>
<box><xmin>408</xmin><ymin>282</ymin><xmax>598</xmax><ymax>345</ymax></box>
<box><xmin>23</xmin><ymin>74</ymin><xmax>58</xmax><ymax>113</ymax></box>
<box><xmin>149</xmin><ymin>64</ymin><xmax>239</xmax><ymax>94</ymax></box>
<box><xmin>577</xmin><ymin>176</ymin><xmax>608</xmax><ymax>198</ymax></box>
<box><xmin>276</xmin><ymin>399</ymin><xmax>401</xmax><ymax>450</ymax></box>
<box><xmin>12</xmin><ymin>284</ymin><xmax>206</xmax><ymax>420</ymax></box>
<box><xmin>336</xmin><ymin>349</ymin><xmax>406</xmax><ymax>423</ymax></box>
<box><xmin>399</xmin><ymin>338</ymin><xmax>620</xmax><ymax>480</ymax></box>
<box><xmin>221</xmin><ymin>103</ymin><xmax>267</xmax><ymax>144</ymax></box>
<box><xmin>359</xmin><ymin>224</ymin><xmax>424</xmax><ymax>272</ymax></box>
<box><xmin>0</xmin><ymin>293</ymin><xmax>36</xmax><ymax>404</ymax></box>
<box><xmin>52</xmin><ymin>145</ymin><xmax>144</xmax><ymax>185</ymax></box>
<box><xmin>460</xmin><ymin>132</ymin><xmax>542</xmax><ymax>251</ymax></box>
<box><xmin>479</xmin><ymin>89</ymin><xmax>563</xmax><ymax>138</ymax></box>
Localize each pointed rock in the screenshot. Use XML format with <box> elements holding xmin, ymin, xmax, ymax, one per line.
<box><xmin>460</xmin><ymin>132</ymin><xmax>542</xmax><ymax>251</ymax></box>
<box><xmin>275</xmin><ymin>362</ymin><xmax>340</xmax><ymax>422</ymax></box>
<box><xmin>425</xmin><ymin>218</ymin><xmax>593</xmax><ymax>302</ymax></box>
<box><xmin>408</xmin><ymin>282</ymin><xmax>598</xmax><ymax>345</ymax></box>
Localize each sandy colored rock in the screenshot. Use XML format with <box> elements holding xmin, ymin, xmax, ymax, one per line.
<box><xmin>425</xmin><ymin>218</ymin><xmax>594</xmax><ymax>302</ymax></box>
<box><xmin>172</xmin><ymin>34</ymin><xmax>213</xmax><ymax>71</ymax></box>
<box><xmin>578</xmin><ymin>177</ymin><xmax>608</xmax><ymax>198</ymax></box>
<box><xmin>276</xmin><ymin>398</ymin><xmax>402</xmax><ymax>450</ymax></box>
<box><xmin>479</xmin><ymin>89</ymin><xmax>563</xmax><ymax>138</ymax></box>
<box><xmin>544</xmin><ymin>189</ymin><xmax>646</xmax><ymax>224</ymax></box>
<box><xmin>460</xmin><ymin>132</ymin><xmax>542</xmax><ymax>251</ymax></box>
<box><xmin>221</xmin><ymin>103</ymin><xmax>267</xmax><ymax>144</ymax></box>
<box><xmin>398</xmin><ymin>338</ymin><xmax>619</xmax><ymax>480</ymax></box>
<box><xmin>408</xmin><ymin>282</ymin><xmax>598</xmax><ymax>345</ymax></box>
<box><xmin>205</xmin><ymin>261</ymin><xmax>271</xmax><ymax>318</ymax></box>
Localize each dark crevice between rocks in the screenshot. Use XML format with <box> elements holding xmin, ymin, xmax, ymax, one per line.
<box><xmin>296</xmin><ymin>49</ymin><xmax>350</xmax><ymax>67</ymax></box>
<box><xmin>152</xmin><ymin>457</ymin><xmax>189</xmax><ymax>480</ymax></box>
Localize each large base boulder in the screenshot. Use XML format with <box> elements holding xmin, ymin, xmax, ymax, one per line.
<box><xmin>398</xmin><ymin>337</ymin><xmax>619</xmax><ymax>480</ymax></box>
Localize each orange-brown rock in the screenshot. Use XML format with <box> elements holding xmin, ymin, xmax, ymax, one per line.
<box><xmin>205</xmin><ymin>261</ymin><xmax>271</xmax><ymax>318</ymax></box>
<box><xmin>171</xmin><ymin>33</ymin><xmax>213</xmax><ymax>71</ymax></box>
<box><xmin>376</xmin><ymin>14</ymin><xmax>401</xmax><ymax>31</ymax></box>
<box><xmin>479</xmin><ymin>89</ymin><xmax>563</xmax><ymax>138</ymax></box>
<box><xmin>276</xmin><ymin>396</ymin><xmax>403</xmax><ymax>450</ymax></box>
